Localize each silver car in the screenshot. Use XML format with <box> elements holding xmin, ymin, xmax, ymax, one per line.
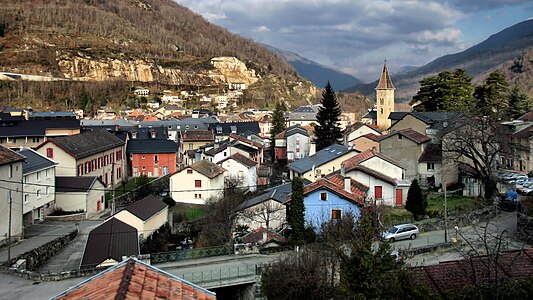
<box><xmin>382</xmin><ymin>224</ymin><xmax>419</xmax><ymax>242</ymax></box>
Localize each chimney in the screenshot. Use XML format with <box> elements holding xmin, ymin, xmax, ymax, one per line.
<box><xmin>262</xmin><ymin>229</ymin><xmax>267</xmax><ymax>244</ymax></box>
<box><xmin>341</xmin><ymin>165</ymin><xmax>351</xmax><ymax>192</ymax></box>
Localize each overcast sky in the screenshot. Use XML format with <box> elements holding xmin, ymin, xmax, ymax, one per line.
<box><xmin>176</xmin><ymin>0</ymin><xmax>532</xmax><ymax>83</ymax></box>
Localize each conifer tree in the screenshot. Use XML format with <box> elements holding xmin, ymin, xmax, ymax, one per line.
<box><xmin>314</xmin><ymin>81</ymin><xmax>342</xmax><ymax>151</ymax></box>
<box><xmin>405</xmin><ymin>179</ymin><xmax>427</xmax><ymax>220</ymax></box>
<box><xmin>507</xmin><ymin>85</ymin><xmax>531</xmax><ymax>120</ymax></box>
<box><xmin>289</xmin><ymin>176</ymin><xmax>305</xmax><ymax>246</ymax></box>
<box><xmin>270</xmin><ymin>102</ymin><xmax>286</xmax><ymax>161</ymax></box>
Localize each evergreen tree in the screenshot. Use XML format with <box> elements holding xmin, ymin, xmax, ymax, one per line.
<box><xmin>289</xmin><ymin>176</ymin><xmax>305</xmax><ymax>246</ymax></box>
<box><xmin>411</xmin><ymin>69</ymin><xmax>475</xmax><ymax>112</ymax></box>
<box><xmin>405</xmin><ymin>179</ymin><xmax>427</xmax><ymax>220</ymax></box>
<box><xmin>314</xmin><ymin>81</ymin><xmax>342</xmax><ymax>151</ymax></box>
<box><xmin>269</xmin><ymin>102</ymin><xmax>286</xmax><ymax>161</ymax></box>
<box><xmin>474</xmin><ymin>71</ymin><xmax>509</xmax><ymax>117</ymax></box>
<box><xmin>508</xmin><ymin>85</ymin><xmax>531</xmax><ymax>120</ymax></box>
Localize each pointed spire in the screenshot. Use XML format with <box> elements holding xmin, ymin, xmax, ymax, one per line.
<box><xmin>375</xmin><ymin>61</ymin><xmax>395</xmax><ymax>90</ymax></box>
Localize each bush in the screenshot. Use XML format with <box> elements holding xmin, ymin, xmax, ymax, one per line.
<box><xmin>426</xmin><ymin>208</ymin><xmax>442</xmax><ymax>219</ymax></box>
<box><xmin>162</xmin><ymin>196</ymin><xmax>175</xmax><ymax>207</ymax></box>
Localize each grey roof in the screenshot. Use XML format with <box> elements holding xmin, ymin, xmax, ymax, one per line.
<box><xmin>288</xmin><ymin>144</ymin><xmax>353</xmax><ymax>174</ymax></box>
<box><xmin>29</xmin><ymin>111</ymin><xmax>77</xmax><ymax>119</ymax></box>
<box><xmin>55</xmin><ymin>176</ymin><xmax>102</xmax><ymax>193</ymax></box>
<box><xmin>285</xmin><ymin>125</ymin><xmax>310</xmax><ymax>137</ymax></box>
<box><xmin>362</xmin><ymin>110</ymin><xmax>377</xmax><ymax>120</ymax></box>
<box><xmin>41</xmin><ymin>129</ymin><xmax>124</xmax><ymax>160</ymax></box>
<box><xmin>208</xmin><ymin>121</ymin><xmax>261</xmax><ymax>136</ymax></box>
<box><xmin>0</xmin><ymin>119</ymin><xmax>80</xmax><ymax>137</ymax></box>
<box><xmin>130</xmin><ymin>127</ymin><xmax>167</xmax><ymax>139</ymax></box>
<box><xmin>127</xmin><ymin>139</ymin><xmax>178</xmax><ymax>154</ymax></box>
<box><xmin>235</xmin><ymin>180</ymin><xmax>311</xmax><ymax>212</ymax></box>
<box><xmin>121</xmin><ymin>194</ymin><xmax>168</xmax><ymax>221</ymax></box>
<box><xmin>81</xmin><ymin>119</ymin><xmax>139</xmax><ymax>128</ymax></box>
<box><xmin>389</xmin><ymin>112</ymin><xmax>409</xmax><ymax>120</ymax></box>
<box><xmin>19</xmin><ymin>148</ymin><xmax>56</xmax><ymax>174</ymax></box>
<box><xmin>80</xmin><ymin>218</ymin><xmax>139</xmax><ymax>269</ymax></box>
<box><xmin>288</xmin><ymin>105</ymin><xmax>319</xmax><ymax>121</ymax></box>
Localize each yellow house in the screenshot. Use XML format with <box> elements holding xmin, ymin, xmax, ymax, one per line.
<box><xmin>288</xmin><ymin>144</ymin><xmax>359</xmax><ymax>182</ymax></box>
<box><xmin>112</xmin><ymin>195</ymin><xmax>168</xmax><ymax>241</ymax></box>
<box><xmin>179</xmin><ymin>130</ymin><xmax>215</xmax><ymax>165</ymax></box>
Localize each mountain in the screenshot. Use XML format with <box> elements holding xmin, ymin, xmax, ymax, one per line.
<box><xmin>347</xmin><ymin>19</ymin><xmax>533</xmax><ymax>101</ymax></box>
<box><xmin>266</xmin><ymin>45</ymin><xmax>361</xmax><ymax>91</ymax></box>
<box><xmin>0</xmin><ymin>0</ymin><xmax>317</xmax><ymax>109</ymax></box>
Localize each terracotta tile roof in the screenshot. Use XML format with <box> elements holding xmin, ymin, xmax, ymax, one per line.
<box><xmin>53</xmin><ymin>258</ymin><xmax>217</xmax><ymax>300</ymax></box>
<box><xmin>342</xmin><ymin>149</ymin><xmax>403</xmax><ymax>171</ymax></box>
<box><xmin>241</xmin><ymin>226</ymin><xmax>287</xmax><ymax>245</ymax></box>
<box><xmin>188</xmin><ymin>159</ymin><xmax>225</xmax><ymax>179</ymax></box>
<box><xmin>358</xmin><ymin>133</ymin><xmax>381</xmax><ymax>142</ymax></box>
<box><xmin>326</xmin><ymin>173</ymin><xmax>369</xmax><ymax>198</ymax></box>
<box><xmin>218</xmin><ymin>152</ymin><xmax>257</xmax><ymax>168</ymax></box>
<box><xmin>513</xmin><ymin>124</ymin><xmax>533</xmax><ymax>140</ymax></box>
<box><xmin>0</xmin><ymin>144</ymin><xmax>24</xmax><ymax>166</ymax></box>
<box><xmin>518</xmin><ymin>111</ymin><xmax>533</xmax><ymax>122</ymax></box>
<box><xmin>412</xmin><ymin>248</ymin><xmax>533</xmax><ymax>295</ymax></box>
<box><xmin>375</xmin><ymin>62</ymin><xmax>395</xmax><ymax>90</ymax></box>
<box><xmin>180</xmin><ymin>130</ymin><xmax>214</xmax><ymax>142</ymax></box>
<box><xmin>294</xmin><ymin>177</ymin><xmax>365</xmax><ymax>205</ymax></box>
<box><xmin>229</xmin><ymin>133</ymin><xmax>263</xmax><ymax>149</ymax></box>
<box><xmin>378</xmin><ymin>128</ymin><xmax>431</xmax><ymax>144</ymax></box>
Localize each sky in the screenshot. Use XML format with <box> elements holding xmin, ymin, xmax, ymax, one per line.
<box><xmin>175</xmin><ymin>0</ymin><xmax>533</xmax><ymax>83</ymax></box>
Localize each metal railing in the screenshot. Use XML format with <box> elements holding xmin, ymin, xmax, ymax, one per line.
<box><xmin>151</xmin><ymin>245</ymin><xmax>233</xmax><ymax>264</ymax></box>
<box><xmin>177</xmin><ymin>265</ymin><xmax>258</xmax><ymax>287</ymax></box>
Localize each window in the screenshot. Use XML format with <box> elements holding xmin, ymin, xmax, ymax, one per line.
<box><xmin>32</xmin><ymin>137</ymin><xmax>40</xmax><ymax>143</ymax></box>
<box><xmin>142</xmin><ymin>167</ymin><xmax>146</xmax><ymax>171</ymax></box>
<box><xmin>185</xmin><ymin>125</ymin><xmax>190</xmax><ymax>129</ymax></box>
<box><xmin>320</xmin><ymin>192</ymin><xmax>327</xmax><ymax>201</ymax></box>
<box><xmin>238</xmin><ymin>170</ymin><xmax>244</xmax><ymax>178</ymax></box>
<box><xmin>45</xmin><ymin>169</ymin><xmax>49</xmax><ymax>178</ymax></box>
<box><xmin>24</xmin><ymin>194</ymin><xmax>29</xmax><ymax>203</ymax></box>
<box><xmin>142</xmin><ymin>155</ymin><xmax>146</xmax><ymax>160</ymax></box>
<box><xmin>78</xmin><ymin>164</ymin><xmax>83</xmax><ymax>176</ymax></box>
<box><xmin>23</xmin><ymin>176</ymin><xmax>28</xmax><ymax>183</ymax></box>
<box><xmin>8</xmin><ymin>165</ymin><xmax>12</xmax><ymax>178</ymax></box>
<box><xmin>187</xmin><ymin>169</ymin><xmax>193</xmax><ymax>174</ymax></box>
<box><xmin>10</xmin><ymin>138</ymin><xmax>16</xmax><ymax>143</ymax></box>
<box><xmin>189</xmin><ymin>143</ymin><xmax>193</xmax><ymax>150</ymax></box>
<box><xmin>397</xmin><ymin>135</ymin><xmax>402</xmax><ymax>140</ymax></box>
<box><xmin>36</xmin><ymin>190</ymin><xmax>41</xmax><ymax>198</ymax></box>
<box><xmin>36</xmin><ymin>171</ymin><xmax>40</xmax><ymax>181</ymax></box>
<box><xmin>46</xmin><ymin>186</ymin><xmax>50</xmax><ymax>196</ymax></box>
<box><xmin>224</xmin><ymin>151</ymin><xmax>227</xmax><ymax>157</ymax></box>
<box><xmin>46</xmin><ymin>148</ymin><xmax>54</xmax><ymax>158</ymax></box>
<box><xmin>195</xmin><ymin>180</ymin><xmax>202</xmax><ymax>188</ymax></box>
<box><xmin>154</xmin><ymin>155</ymin><xmax>158</xmax><ymax>164</ymax></box>
<box><xmin>98</xmin><ymin>158</ymin><xmax>102</xmax><ymax>168</ymax></box>
<box><xmin>375</xmin><ymin>186</ymin><xmax>383</xmax><ymax>199</ymax></box>
<box><xmin>198</xmin><ymin>193</ymin><xmax>202</xmax><ymax>198</ymax></box>
<box><xmin>427</xmin><ymin>163</ymin><xmax>435</xmax><ymax>171</ymax></box>
<box><xmin>331</xmin><ymin>209</ymin><xmax>341</xmax><ymax>220</ymax></box>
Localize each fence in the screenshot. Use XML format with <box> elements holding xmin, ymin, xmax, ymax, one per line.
<box><xmin>150</xmin><ymin>245</ymin><xmax>233</xmax><ymax>264</ymax></box>
<box><xmin>177</xmin><ymin>265</ymin><xmax>258</xmax><ymax>287</ymax></box>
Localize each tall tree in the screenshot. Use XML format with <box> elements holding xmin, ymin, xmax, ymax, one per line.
<box><xmin>314</xmin><ymin>81</ymin><xmax>342</xmax><ymax>151</ymax></box>
<box><xmin>507</xmin><ymin>85</ymin><xmax>531</xmax><ymax>120</ymax></box>
<box><xmin>404</xmin><ymin>179</ymin><xmax>427</xmax><ymax>220</ymax></box>
<box><xmin>411</xmin><ymin>69</ymin><xmax>475</xmax><ymax>112</ymax></box>
<box><xmin>270</xmin><ymin>102</ymin><xmax>286</xmax><ymax>161</ymax></box>
<box><xmin>474</xmin><ymin>71</ymin><xmax>509</xmax><ymax>117</ymax></box>
<box><xmin>289</xmin><ymin>176</ymin><xmax>305</xmax><ymax>246</ymax></box>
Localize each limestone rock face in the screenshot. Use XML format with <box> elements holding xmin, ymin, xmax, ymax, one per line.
<box><xmin>56</xmin><ymin>52</ymin><xmax>259</xmax><ymax>87</ymax></box>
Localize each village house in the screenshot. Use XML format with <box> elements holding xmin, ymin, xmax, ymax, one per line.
<box><xmin>288</xmin><ymin>144</ymin><xmax>359</xmax><ymax>181</ymax></box>
<box><xmin>379</xmin><ymin>128</ymin><xmax>431</xmax><ymax>180</ymax></box>
<box><xmin>287</xmin><ymin>105</ymin><xmax>320</xmax><ymax>127</ymax></box>
<box><xmin>178</xmin><ymin>130</ymin><xmax>215</xmax><ymax>165</ymax></box>
<box><xmin>343</xmin><ymin>121</ymin><xmax>381</xmax><ymax>147</ymax></box>
<box><xmin>19</xmin><ymin>148</ymin><xmax>57</xmax><ymax>225</ymax></box>
<box><xmin>169</xmin><ymin>159</ymin><xmax>226</xmax><ymax>204</ymax></box>
<box><xmin>133</xmin><ymin>88</ymin><xmax>150</xmax><ymax>96</ymax></box>
<box><xmin>274</xmin><ymin>124</ymin><xmax>314</xmax><ymax>162</ymax></box>
<box><xmin>111</xmin><ymin>194</ymin><xmax>168</xmax><ymax>241</ymax></box>
<box><xmin>0</xmin><ymin>145</ymin><xmax>24</xmax><ymax>246</ymax></box>
<box><xmin>55</xmin><ymin>176</ymin><xmax>106</xmax><ymax>219</ymax></box>
<box><xmin>218</xmin><ymin>153</ymin><xmax>258</xmax><ymax>192</ymax></box>
<box><xmin>80</xmin><ymin>218</ymin><xmax>139</xmax><ymax>269</ymax></box>
<box><xmin>388</xmin><ymin>111</ymin><xmax>463</xmax><ymax>141</ymax></box>
<box><xmin>127</xmin><ymin>138</ymin><xmax>178</xmax><ymax>177</ymax></box>
<box><xmin>36</xmin><ymin>130</ymin><xmax>126</xmax><ymax>187</ymax></box>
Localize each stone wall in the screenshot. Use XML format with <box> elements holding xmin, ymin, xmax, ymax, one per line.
<box><xmin>44</xmin><ymin>213</ymin><xmax>85</xmax><ymax>222</ymax></box>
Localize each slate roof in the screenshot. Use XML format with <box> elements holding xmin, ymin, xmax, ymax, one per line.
<box><xmin>180</xmin><ymin>130</ymin><xmax>214</xmax><ymax>141</ymax></box>
<box><xmin>205</xmin><ymin>142</ymin><xmax>228</xmax><ymax>156</ymax></box>
<box><xmin>418</xmin><ymin>143</ymin><xmax>442</xmax><ymax>163</ymax></box>
<box><xmin>376</xmin><ymin>63</ymin><xmax>395</xmax><ymax>89</ymax></box>
<box><xmin>127</xmin><ymin>139</ymin><xmax>178</xmax><ymax>154</ymax></box>
<box><xmin>187</xmin><ymin>159</ymin><xmax>225</xmax><ymax>179</ymax></box>
<box><xmin>0</xmin><ymin>145</ymin><xmax>25</xmax><ymax>166</ymax></box>
<box><xmin>80</xmin><ymin>218</ymin><xmax>139</xmax><ymax>269</ymax></box>
<box><xmin>288</xmin><ymin>105</ymin><xmax>319</xmax><ymax>121</ymax></box>
<box><xmin>232</xmin><ymin>143</ymin><xmax>258</xmax><ymax>154</ymax></box>
<box><xmin>288</xmin><ymin>144</ymin><xmax>354</xmax><ymax>174</ymax></box>
<box><xmin>412</xmin><ymin>248</ymin><xmax>533</xmax><ymax>295</ymax></box>
<box><xmin>362</xmin><ymin>109</ymin><xmax>377</xmax><ymax>120</ymax></box>
<box><xmin>275</xmin><ymin>125</ymin><xmax>310</xmax><ymax>139</ymax></box>
<box><xmin>209</xmin><ymin>121</ymin><xmax>261</xmax><ymax>136</ymax></box>
<box><xmin>18</xmin><ymin>148</ymin><xmax>56</xmax><ymax>174</ymax></box>
<box><xmin>0</xmin><ymin>118</ymin><xmax>80</xmax><ymax>137</ymax></box>
<box><xmin>121</xmin><ymin>195</ymin><xmax>168</xmax><ymax>222</ymax></box>
<box><xmin>218</xmin><ymin>152</ymin><xmax>257</xmax><ymax>168</ymax></box>
<box><xmin>38</xmin><ymin>130</ymin><xmax>124</xmax><ymax>160</ymax></box>
<box><xmin>130</xmin><ymin>127</ymin><xmax>167</xmax><ymax>139</ymax></box>
<box><xmin>53</xmin><ymin>258</ymin><xmax>216</xmax><ymax>300</ymax></box>
<box><xmin>234</xmin><ymin>180</ymin><xmax>313</xmax><ymax>212</ymax></box>
<box><xmin>55</xmin><ymin>176</ymin><xmax>102</xmax><ymax>193</ymax></box>
<box><xmin>388</xmin><ymin>112</ymin><xmax>409</xmax><ymax>121</ymax></box>
<box><xmin>378</xmin><ymin>128</ymin><xmax>431</xmax><ymax>144</ymax></box>
<box><xmin>342</xmin><ymin>149</ymin><xmax>404</xmax><ymax>170</ymax></box>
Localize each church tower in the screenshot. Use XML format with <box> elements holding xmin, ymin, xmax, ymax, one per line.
<box><xmin>375</xmin><ymin>62</ymin><xmax>395</xmax><ymax>131</ymax></box>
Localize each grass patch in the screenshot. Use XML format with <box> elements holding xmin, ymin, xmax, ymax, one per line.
<box><xmin>172</xmin><ymin>203</ymin><xmax>207</xmax><ymax>223</ymax></box>
<box><xmin>185</xmin><ymin>207</ymin><xmax>205</xmax><ymax>221</ymax></box>
<box><xmin>427</xmin><ymin>194</ymin><xmax>479</xmax><ymax>212</ymax></box>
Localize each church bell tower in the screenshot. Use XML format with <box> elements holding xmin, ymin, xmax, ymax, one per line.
<box><xmin>375</xmin><ymin>61</ymin><xmax>395</xmax><ymax>131</ymax></box>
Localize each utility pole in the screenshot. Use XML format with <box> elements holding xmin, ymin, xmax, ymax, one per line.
<box><xmin>111</xmin><ymin>162</ymin><xmax>116</xmax><ymax>215</ymax></box>
<box><xmin>444</xmin><ymin>181</ymin><xmax>448</xmax><ymax>243</ymax></box>
<box><xmin>7</xmin><ymin>191</ymin><xmax>12</xmax><ymax>266</ymax></box>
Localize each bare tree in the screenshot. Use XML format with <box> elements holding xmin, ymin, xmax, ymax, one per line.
<box><xmin>238</xmin><ymin>200</ymin><xmax>286</xmax><ymax>230</ymax></box>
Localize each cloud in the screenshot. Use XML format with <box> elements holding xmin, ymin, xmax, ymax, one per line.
<box><xmin>174</xmin><ymin>0</ymin><xmax>528</xmax><ymax>82</ymax></box>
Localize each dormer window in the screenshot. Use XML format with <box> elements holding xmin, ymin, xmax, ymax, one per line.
<box><xmin>131</xmin><ymin>130</ymin><xmax>137</xmax><ymax>139</ymax></box>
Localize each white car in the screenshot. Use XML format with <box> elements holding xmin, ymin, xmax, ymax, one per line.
<box><xmin>382</xmin><ymin>224</ymin><xmax>419</xmax><ymax>242</ymax></box>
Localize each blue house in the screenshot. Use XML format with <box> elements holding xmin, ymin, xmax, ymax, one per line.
<box><xmin>291</xmin><ymin>173</ymin><xmax>368</xmax><ymax>230</ymax></box>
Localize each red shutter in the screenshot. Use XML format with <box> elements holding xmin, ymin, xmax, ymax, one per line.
<box><xmin>375</xmin><ymin>186</ymin><xmax>383</xmax><ymax>199</ymax></box>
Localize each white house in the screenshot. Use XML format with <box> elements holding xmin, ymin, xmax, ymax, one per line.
<box><xmin>19</xmin><ymin>148</ymin><xmax>57</xmax><ymax>225</ymax></box>
<box><xmin>134</xmin><ymin>88</ymin><xmax>150</xmax><ymax>96</ymax></box>
<box><xmin>55</xmin><ymin>176</ymin><xmax>106</xmax><ymax>219</ymax></box>
<box><xmin>169</xmin><ymin>160</ymin><xmax>226</xmax><ymax>204</ymax></box>
<box><xmin>344</xmin><ymin>165</ymin><xmax>399</xmax><ymax>206</ymax></box>
<box><xmin>0</xmin><ymin>145</ymin><xmax>24</xmax><ymax>246</ymax></box>
<box><xmin>342</xmin><ymin>149</ymin><xmax>404</xmax><ymax>180</ymax></box>
<box><xmin>218</xmin><ymin>153</ymin><xmax>258</xmax><ymax>192</ymax></box>
<box><xmin>111</xmin><ymin>194</ymin><xmax>168</xmax><ymax>241</ymax></box>
<box><xmin>343</xmin><ymin>121</ymin><xmax>381</xmax><ymax>146</ymax></box>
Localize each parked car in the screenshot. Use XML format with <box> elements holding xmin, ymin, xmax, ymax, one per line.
<box><xmin>498</xmin><ymin>197</ymin><xmax>517</xmax><ymax>212</ymax></box>
<box><xmin>381</xmin><ymin>224</ymin><xmax>419</xmax><ymax>242</ymax></box>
